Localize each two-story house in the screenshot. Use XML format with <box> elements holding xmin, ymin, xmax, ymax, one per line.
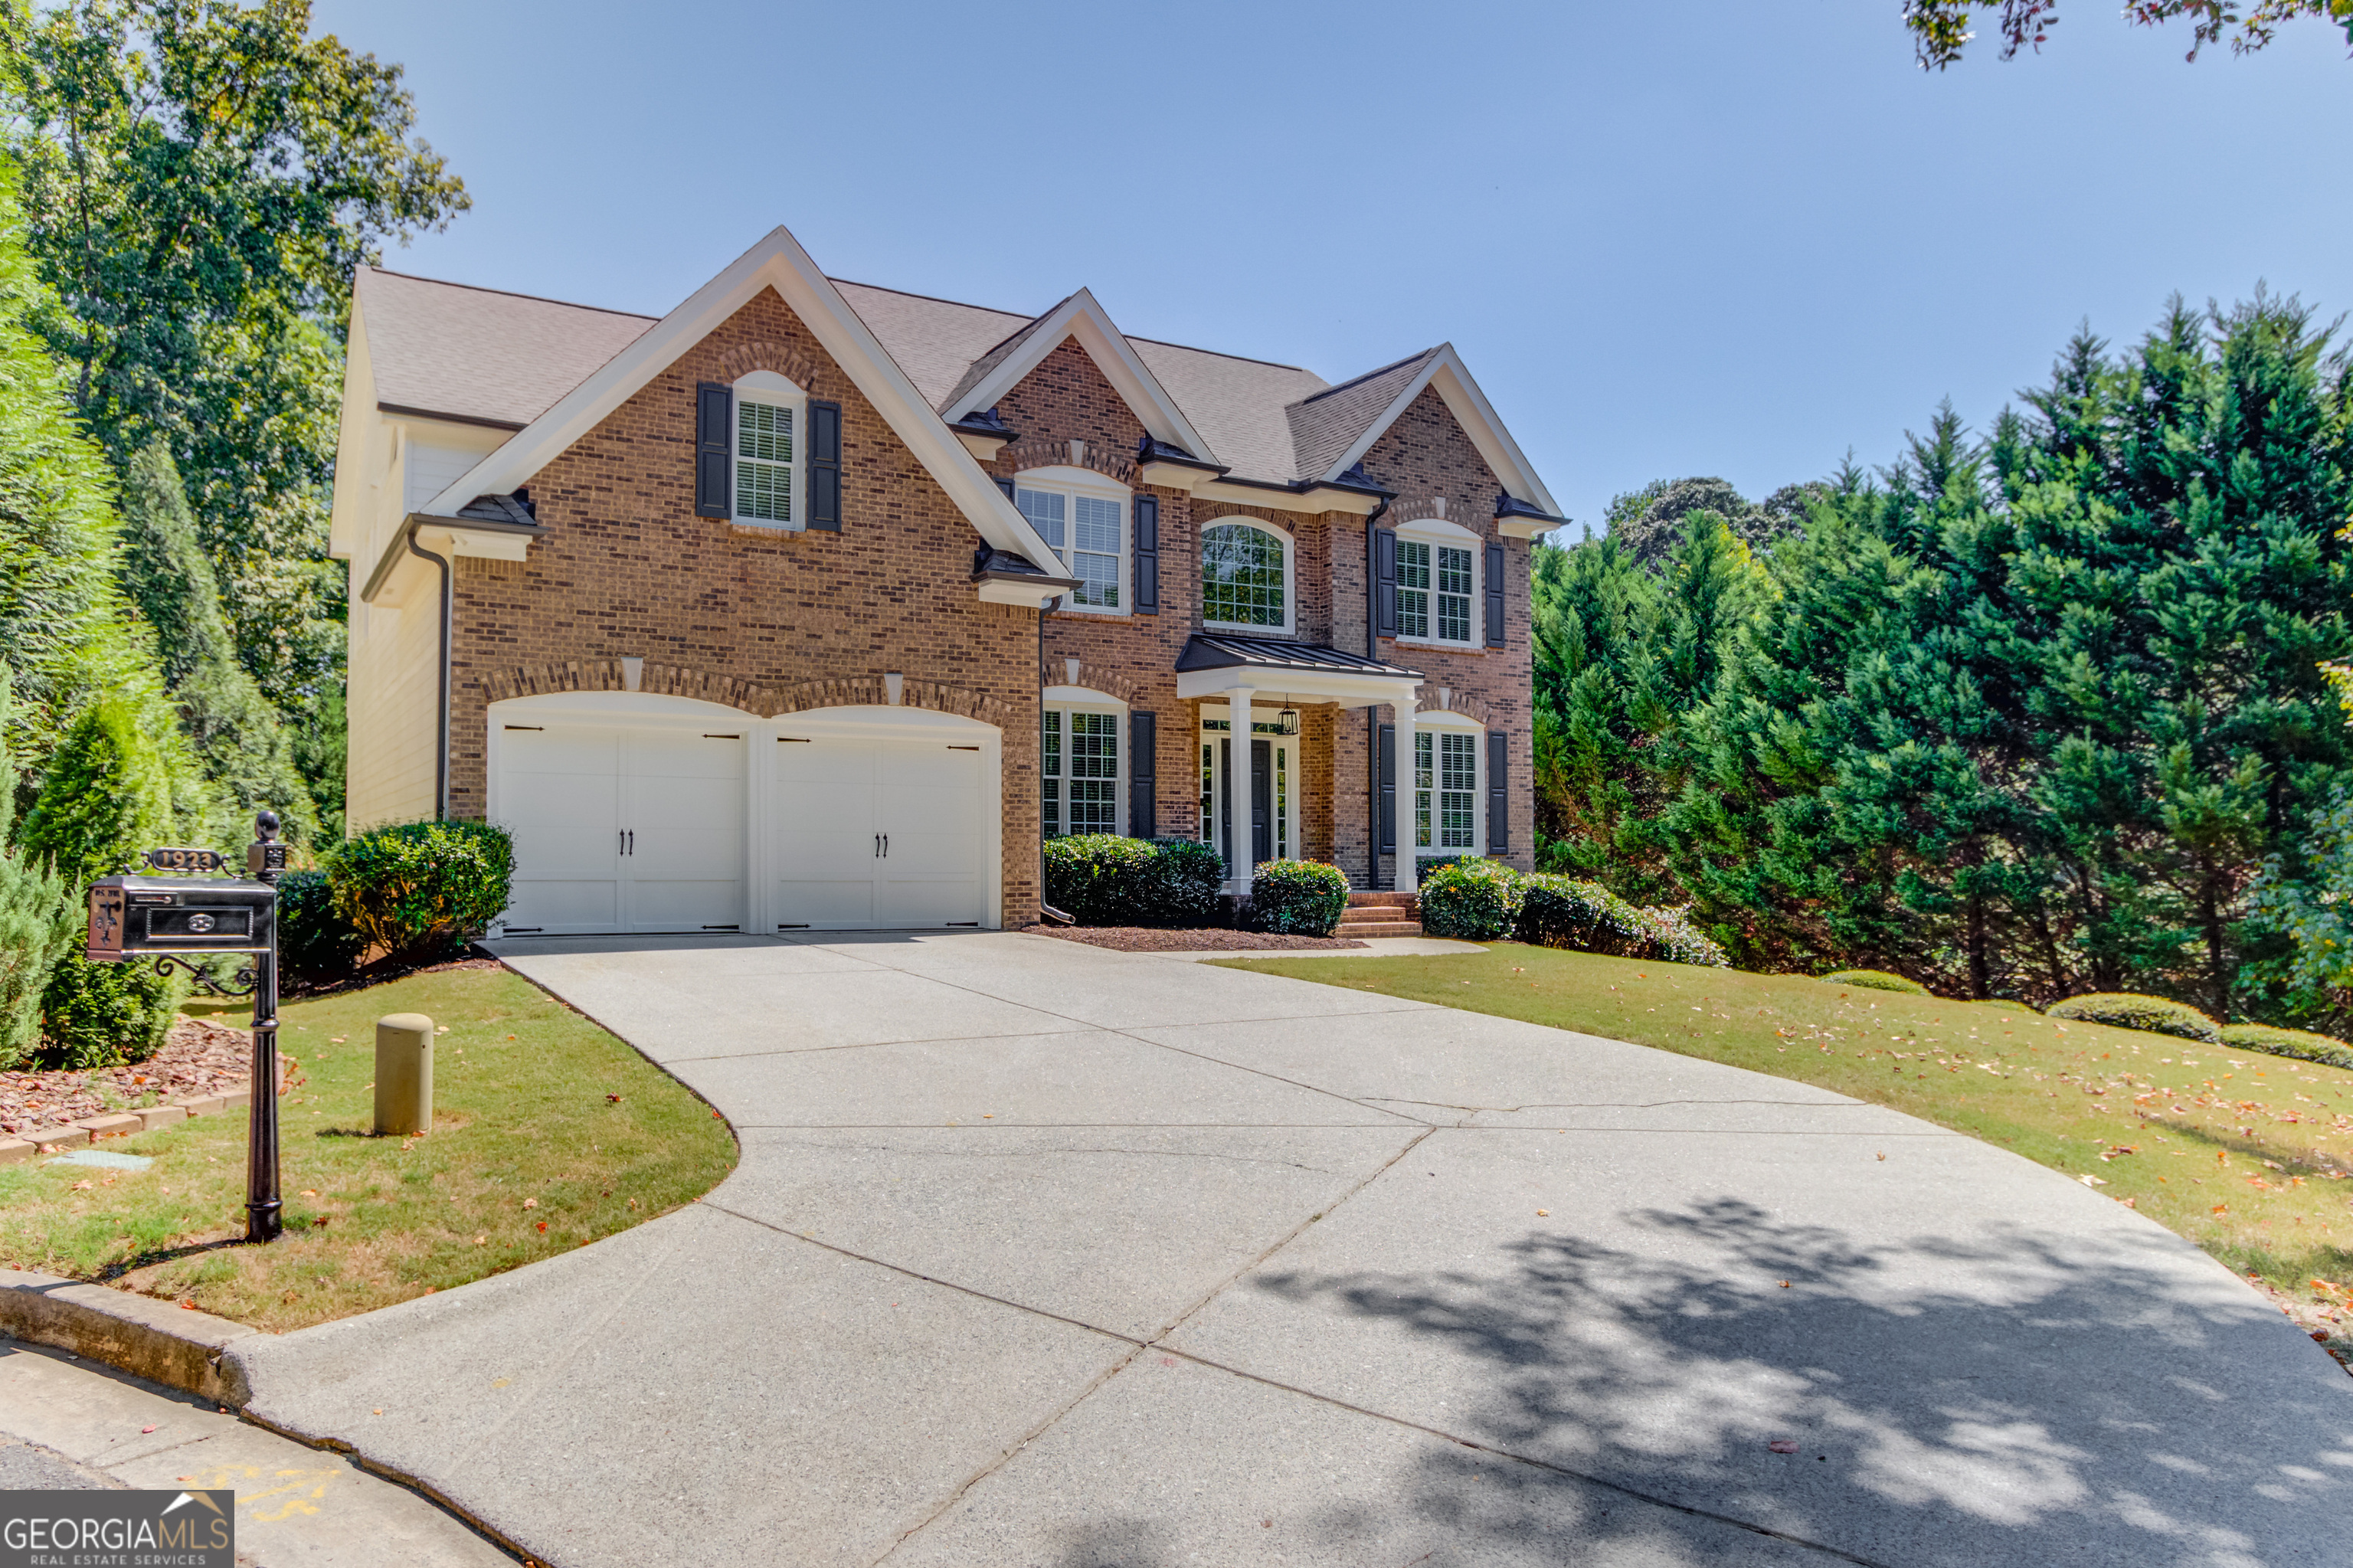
<box><xmin>329</xmin><ymin>225</ymin><xmax>1564</xmax><ymax>935</ymax></box>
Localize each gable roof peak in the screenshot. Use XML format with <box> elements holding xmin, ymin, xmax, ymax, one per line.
<box><xmin>938</xmin><ymin>286</ymin><xmax>1217</xmax><ymax>464</ymax></box>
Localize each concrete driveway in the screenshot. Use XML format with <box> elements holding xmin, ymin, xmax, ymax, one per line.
<box><xmin>230</xmin><ymin>933</ymin><xmax>2349</xmax><ymax>1567</ymax></box>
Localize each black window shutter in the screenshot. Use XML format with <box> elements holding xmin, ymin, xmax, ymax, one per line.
<box><xmin>807</xmin><ymin>399</ymin><xmax>842</xmax><ymax>532</ymax></box>
<box><xmin>1133</xmin><ymin>496</ymin><xmax>1159</xmax><ymax>614</ymax></box>
<box><xmin>1487</xmin><ymin>729</ymin><xmax>1510</xmax><ymax>853</ymax></box>
<box><xmin>996</xmin><ymin>476</ymin><xmax>1016</xmax><ymax>501</ymax></box>
<box><xmin>1375</xmin><ymin>529</ymin><xmax>1398</xmax><ymax>639</ymax></box>
<box><xmin>695</xmin><ymin>382</ymin><xmax>731</xmax><ymax>517</ymax></box>
<box><xmin>1128</xmin><ymin>710</ymin><xmax>1156</xmax><ymax>837</ymax></box>
<box><xmin>1378</xmin><ymin>722</ymin><xmax>1396</xmax><ymax>856</ymax></box>
<box><xmin>1484</xmin><ymin>540</ymin><xmax>1507</xmax><ymax>648</ymax></box>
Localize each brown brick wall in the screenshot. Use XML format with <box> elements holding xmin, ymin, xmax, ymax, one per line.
<box><xmin>445</xmin><ymin>285</ymin><xmax>1046</xmax><ymax>925</ymax></box>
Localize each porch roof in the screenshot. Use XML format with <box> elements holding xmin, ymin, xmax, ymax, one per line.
<box><xmin>1174</xmin><ymin>634</ymin><xmax>1423</xmax><ymax>706</ymax></box>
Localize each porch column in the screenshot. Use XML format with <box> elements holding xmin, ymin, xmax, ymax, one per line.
<box><xmin>1395</xmin><ymin>690</ymin><xmax>1419</xmax><ymax>894</ymax></box>
<box><xmin>1226</xmin><ymin>683</ymin><xmax>1255</xmax><ymax>889</ymax></box>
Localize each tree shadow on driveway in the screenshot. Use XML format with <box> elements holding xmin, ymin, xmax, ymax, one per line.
<box><xmin>1232</xmin><ymin>1196</ymin><xmax>2353</xmax><ymax>1567</ymax></box>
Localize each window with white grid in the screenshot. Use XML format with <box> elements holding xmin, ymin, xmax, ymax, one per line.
<box><xmin>1043</xmin><ymin>707</ymin><xmax>1121</xmax><ymax>835</ymax></box>
<box><xmin>1414</xmin><ymin>730</ymin><xmax>1479</xmax><ymax>850</ymax></box>
<box><xmin>1016</xmin><ymin>469</ymin><xmax>1128</xmax><ymax>614</ymax></box>
<box><xmin>735</xmin><ymin>399</ymin><xmax>794</xmax><ymax>524</ymax></box>
<box><xmin>1202</xmin><ymin>521</ymin><xmax>1288</xmax><ymax>630</ymax></box>
<box><xmin>1398</xmin><ymin>535</ymin><xmax>1476</xmax><ymax>646</ymax></box>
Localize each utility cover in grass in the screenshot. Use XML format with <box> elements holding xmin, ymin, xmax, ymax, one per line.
<box><xmin>47</xmin><ymin>1148</ymin><xmax>153</xmax><ymax>1170</ymax></box>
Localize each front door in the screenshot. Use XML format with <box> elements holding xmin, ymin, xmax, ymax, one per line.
<box><xmin>1199</xmin><ymin>726</ymin><xmax>1296</xmax><ymax>879</ymax></box>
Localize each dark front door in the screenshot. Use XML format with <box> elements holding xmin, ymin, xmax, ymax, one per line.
<box><xmin>1251</xmin><ymin>738</ymin><xmax>1272</xmax><ymax>866</ymax></box>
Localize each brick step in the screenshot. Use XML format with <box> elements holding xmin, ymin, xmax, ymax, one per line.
<box><xmin>1345</xmin><ymin>892</ymin><xmax>1420</xmax><ymax>909</ymax></box>
<box><xmin>1336</xmin><ymin>920</ymin><xmax>1423</xmax><ymax>938</ymax></box>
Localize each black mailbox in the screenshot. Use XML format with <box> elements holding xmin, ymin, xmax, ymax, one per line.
<box><xmin>87</xmin><ymin>875</ymin><xmax>277</xmax><ymax>961</ymax></box>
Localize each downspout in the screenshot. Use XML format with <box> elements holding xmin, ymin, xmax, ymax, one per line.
<box><xmin>1363</xmin><ymin>497</ymin><xmax>1389</xmax><ymax>888</ymax></box>
<box><xmin>406</xmin><ymin>525</ymin><xmax>453</xmax><ymax>820</ymax></box>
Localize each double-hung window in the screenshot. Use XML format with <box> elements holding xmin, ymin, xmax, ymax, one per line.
<box><xmin>1397</xmin><ymin>538</ymin><xmax>1475</xmax><ymax>645</ymax></box>
<box><xmin>728</xmin><ymin>371</ymin><xmax>807</xmax><ymax>529</ymax></box>
<box><xmin>1414</xmin><ymin>731</ymin><xmax>1479</xmax><ymax>851</ymax></box>
<box><xmin>1043</xmin><ymin>708</ymin><xmax>1121</xmax><ymax>836</ymax></box>
<box><xmin>1016</xmin><ymin>469</ymin><xmax>1126</xmax><ymax>611</ymax></box>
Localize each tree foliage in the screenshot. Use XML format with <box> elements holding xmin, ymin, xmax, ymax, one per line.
<box><xmin>2</xmin><ymin>0</ymin><xmax>467</xmax><ymax>738</ymax></box>
<box><xmin>1538</xmin><ymin>294</ymin><xmax>2353</xmax><ymax>1026</ymax></box>
<box><xmin>0</xmin><ymin>672</ymin><xmax>70</xmax><ymax>1068</ymax></box>
<box><xmin>1903</xmin><ymin>0</ymin><xmax>2353</xmax><ymax>69</ymax></box>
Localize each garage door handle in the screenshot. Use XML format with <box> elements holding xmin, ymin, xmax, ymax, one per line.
<box><xmin>882</xmin><ymin>834</ymin><xmax>889</xmax><ymax>858</ymax></box>
<box><xmin>874</xmin><ymin>834</ymin><xmax>880</xmax><ymax>859</ymax></box>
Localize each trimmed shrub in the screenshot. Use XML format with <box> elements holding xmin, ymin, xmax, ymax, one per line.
<box><xmin>328</xmin><ymin>819</ymin><xmax>515</xmax><ymax>966</ymax></box>
<box><xmin>1248</xmin><ymin>859</ymin><xmax>1350</xmax><ymax>935</ymax></box>
<box><xmin>1042</xmin><ymin>836</ymin><xmax>1224</xmax><ymax>928</ymax></box>
<box><xmin>1515</xmin><ymin>875</ymin><xmax>1730</xmax><ymax>967</ymax></box>
<box><xmin>1822</xmin><ymin>969</ymin><xmax>1930</xmax><ymax>996</ymax></box>
<box><xmin>1415</xmin><ymin>854</ymin><xmax>1478</xmax><ymax>879</ymax></box>
<box><xmin>276</xmin><ymin>868</ymin><xmax>365</xmax><ymax>981</ymax></box>
<box><xmin>1419</xmin><ymin>858</ymin><xmax>1526</xmax><ymax>940</ymax></box>
<box><xmin>1141</xmin><ymin>838</ymin><xmax>1224</xmax><ymax>927</ymax></box>
<box><xmin>2218</xmin><ymin>1023</ymin><xmax>2353</xmax><ymax>1072</ymax></box>
<box><xmin>2045</xmin><ymin>992</ymin><xmax>2220</xmax><ymax>1043</ymax></box>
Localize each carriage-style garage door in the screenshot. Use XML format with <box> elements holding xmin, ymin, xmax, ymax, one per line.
<box><xmin>771</xmin><ymin>738</ymin><xmax>989</xmax><ymax>930</ymax></box>
<box><xmin>499</xmin><ymin>724</ymin><xmax>747</xmax><ymax>935</ymax></box>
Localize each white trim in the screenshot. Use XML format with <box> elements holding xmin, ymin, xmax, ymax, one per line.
<box><xmin>1199</xmin><ymin>516</ymin><xmax>1294</xmax><ymax>636</ymax></box>
<box><xmin>1316</xmin><ymin>345</ymin><xmax>1563</xmax><ymax>519</ymax></box>
<box><xmin>417</xmin><ymin>225</ymin><xmax>1067</xmax><ymax>579</ymax></box>
<box><xmin>1176</xmin><ymin>667</ymin><xmax>1415</xmax><ymax>707</ymax></box>
<box><xmin>1043</xmin><ymin>685</ymin><xmax>1126</xmax><ymax>707</ymax></box>
<box><xmin>486</xmin><ymin>693</ymin><xmax>1004</xmax><ymax>933</ymax></box>
<box><xmin>729</xmin><ymin>370</ymin><xmax>807</xmax><ymax>531</ymax></box>
<box><xmin>943</xmin><ymin>290</ymin><xmax>1216</xmax><ymax>463</ymax></box>
<box><xmin>1016</xmin><ymin>465</ymin><xmax>1131</xmax><ymax>618</ymax></box>
<box><xmin>1188</xmin><ymin>478</ymin><xmax>1383</xmax><ymax>516</ymax></box>
<box><xmin>1411</xmin><ymin>720</ymin><xmax>1485</xmax><ymax>859</ymax></box>
<box><xmin>1392</xmin><ymin>521</ymin><xmax>1481</xmax><ymax>650</ymax></box>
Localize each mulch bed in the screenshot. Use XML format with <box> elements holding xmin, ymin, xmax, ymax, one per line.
<box><xmin>2</xmin><ymin>954</ymin><xmax>512</xmax><ymax>1136</ymax></box>
<box><xmin>1023</xmin><ymin>925</ymin><xmax>1367</xmax><ymax>952</ymax></box>
<box><xmin>1</xmin><ymin>1015</ymin><xmax>254</xmax><ymax>1137</ymax></box>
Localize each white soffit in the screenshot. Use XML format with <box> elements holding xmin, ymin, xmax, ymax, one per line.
<box><xmin>941</xmin><ymin>289</ymin><xmax>1217</xmax><ymax>465</ymax></box>
<box><xmin>1317</xmin><ymin>344</ymin><xmax>1562</xmax><ymax>520</ymax></box>
<box><xmin>417</xmin><ymin>226</ymin><xmax>1066</xmax><ymax>572</ymax></box>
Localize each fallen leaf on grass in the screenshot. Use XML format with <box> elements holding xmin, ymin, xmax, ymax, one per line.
<box><xmin>312</xmin><ymin>1216</ymin><xmax>328</xmax><ymax>1228</ymax></box>
<box><xmin>141</xmin><ymin>1425</ymin><xmax>156</xmax><ymax>1434</ymax></box>
<box><xmin>2078</xmin><ymin>1174</ymin><xmax>2108</xmax><ymax>1187</ymax></box>
<box><xmin>473</xmin><ymin>1235</ymin><xmax>486</xmax><ymax>1246</ymax></box>
<box><xmin>605</xmin><ymin>1094</ymin><xmax>622</xmax><ymax>1105</ymax></box>
<box><xmin>1536</xmin><ymin>1209</ymin><xmax>1549</xmax><ymax>1217</ymax></box>
<box><xmin>299</xmin><ymin>1189</ymin><xmax>318</xmax><ymax>1197</ymax></box>
<box><xmin>70</xmin><ymin>1180</ymin><xmax>92</xmax><ymax>1190</ymax></box>
<box><xmin>535</xmin><ymin>1221</ymin><xmax>547</xmax><ymax>1232</ymax></box>
<box><xmin>2213</xmin><ymin>1203</ymin><xmax>2230</xmax><ymax>1214</ymax></box>
<box><xmin>522</xmin><ymin>1197</ymin><xmax>537</xmax><ymax>1210</ymax></box>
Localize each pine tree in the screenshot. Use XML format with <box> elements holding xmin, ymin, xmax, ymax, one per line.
<box><xmin>118</xmin><ymin>440</ymin><xmax>318</xmax><ymax>843</ymax></box>
<box><xmin>18</xmin><ymin>699</ymin><xmax>188</xmax><ymax>1066</ymax></box>
<box><xmin>0</xmin><ymin>671</ymin><xmax>70</xmax><ymax>1067</ymax></box>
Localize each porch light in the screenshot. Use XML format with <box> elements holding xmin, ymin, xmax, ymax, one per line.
<box><xmin>1277</xmin><ymin>706</ymin><xmax>1300</xmax><ymax>736</ymax></box>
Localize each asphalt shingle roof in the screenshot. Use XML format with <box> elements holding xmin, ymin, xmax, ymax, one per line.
<box><xmin>355</xmin><ymin>267</ymin><xmax>1438</xmax><ymax>487</ymax></box>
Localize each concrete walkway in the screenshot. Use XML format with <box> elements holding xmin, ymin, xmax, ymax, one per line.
<box><xmin>228</xmin><ymin>932</ymin><xmax>2348</xmax><ymax>1567</ymax></box>
<box><xmin>0</xmin><ymin>1339</ymin><xmax>512</xmax><ymax>1566</ymax></box>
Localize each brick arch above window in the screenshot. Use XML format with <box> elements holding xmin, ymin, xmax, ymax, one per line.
<box><xmin>1036</xmin><ymin>660</ymin><xmax>1142</xmax><ymax>707</ymax></box>
<box><xmin>1003</xmin><ymin>436</ymin><xmax>1136</xmax><ymax>486</ymax></box>
<box><xmin>714</xmin><ymin>340</ymin><xmax>829</xmax><ymax>397</ymax></box>
<box><xmin>479</xmin><ymin>660</ymin><xmax>777</xmax><ymax>712</ymax></box>
<box><xmin>764</xmin><ymin>676</ymin><xmax>1014</xmax><ymax>729</ymax></box>
<box><xmin>1419</xmin><ymin>686</ymin><xmax>1497</xmax><ymax>728</ymax></box>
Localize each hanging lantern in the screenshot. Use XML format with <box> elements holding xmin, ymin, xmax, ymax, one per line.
<box><xmin>1277</xmin><ymin>706</ymin><xmax>1301</xmax><ymax>736</ymax></box>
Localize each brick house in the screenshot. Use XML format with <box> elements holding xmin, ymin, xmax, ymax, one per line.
<box><xmin>329</xmin><ymin>226</ymin><xmax>1565</xmax><ymax>935</ymax></box>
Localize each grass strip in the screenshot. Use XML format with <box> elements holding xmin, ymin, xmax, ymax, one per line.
<box><xmin>0</xmin><ymin>964</ymin><xmax>736</xmax><ymax>1331</ymax></box>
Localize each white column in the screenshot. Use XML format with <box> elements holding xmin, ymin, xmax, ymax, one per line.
<box><xmin>1395</xmin><ymin>691</ymin><xmax>1419</xmax><ymax>894</ymax></box>
<box><xmin>1225</xmin><ymin>684</ymin><xmax>1255</xmax><ymax>889</ymax></box>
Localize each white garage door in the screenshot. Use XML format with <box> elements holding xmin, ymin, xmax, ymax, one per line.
<box><xmin>772</xmin><ymin>738</ymin><xmax>987</xmax><ymax>929</ymax></box>
<box><xmin>500</xmin><ymin>724</ymin><xmax>747</xmax><ymax>935</ymax></box>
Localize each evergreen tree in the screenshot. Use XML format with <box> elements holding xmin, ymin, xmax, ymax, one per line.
<box><xmin>118</xmin><ymin>440</ymin><xmax>317</xmax><ymax>843</ymax></box>
<box><xmin>0</xmin><ymin>671</ymin><xmax>70</xmax><ymax>1068</ymax></box>
<box><xmin>19</xmin><ymin>698</ymin><xmax>189</xmax><ymax>1066</ymax></box>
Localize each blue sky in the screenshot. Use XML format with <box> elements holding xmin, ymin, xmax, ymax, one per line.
<box><xmin>310</xmin><ymin>0</ymin><xmax>2348</xmax><ymax>533</ymax></box>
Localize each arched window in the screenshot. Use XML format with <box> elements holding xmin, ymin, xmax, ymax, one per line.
<box><xmin>1201</xmin><ymin>520</ymin><xmax>1290</xmax><ymax>632</ymax></box>
<box><xmin>731</xmin><ymin>369</ymin><xmax>807</xmax><ymax>529</ymax></box>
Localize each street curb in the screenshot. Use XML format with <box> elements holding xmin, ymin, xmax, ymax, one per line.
<box><xmin>0</xmin><ymin>1267</ymin><xmax>260</xmax><ymax>1406</ymax></box>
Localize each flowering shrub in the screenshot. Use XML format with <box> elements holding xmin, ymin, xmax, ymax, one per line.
<box><xmin>1417</xmin><ymin>858</ymin><xmax>1526</xmax><ymax>940</ymax></box>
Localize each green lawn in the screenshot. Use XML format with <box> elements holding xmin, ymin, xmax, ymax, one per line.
<box><xmin>1217</xmin><ymin>944</ymin><xmax>2353</xmax><ymax>1311</ymax></box>
<box><xmin>0</xmin><ymin>965</ymin><xmax>737</xmax><ymax>1331</ymax></box>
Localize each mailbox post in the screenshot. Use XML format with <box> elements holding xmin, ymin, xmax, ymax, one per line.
<box><xmin>85</xmin><ymin>810</ymin><xmax>288</xmax><ymax>1243</ymax></box>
